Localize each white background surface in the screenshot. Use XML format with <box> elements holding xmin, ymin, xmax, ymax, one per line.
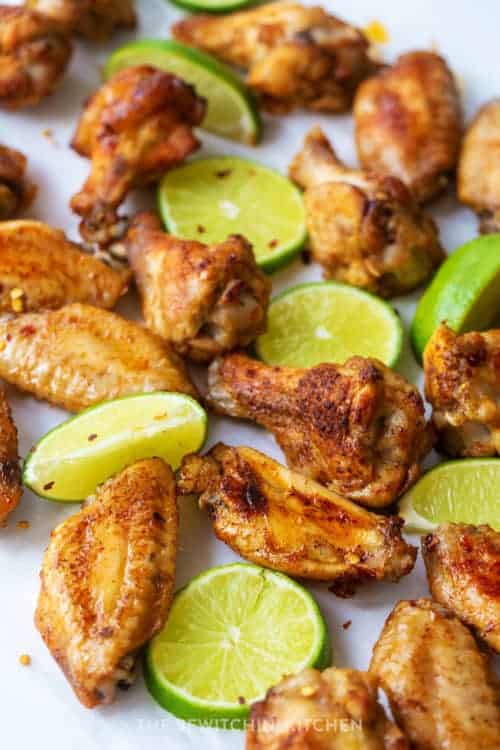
<box><xmin>1</xmin><ymin>0</ymin><xmax>499</xmax><ymax>748</ymax></box>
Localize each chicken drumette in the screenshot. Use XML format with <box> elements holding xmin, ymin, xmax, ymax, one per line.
<box><xmin>0</xmin><ymin>386</ymin><xmax>22</xmax><ymax>525</ymax></box>
<box><xmin>289</xmin><ymin>127</ymin><xmax>444</xmax><ymax>297</ymax></box>
<box><xmin>0</xmin><ymin>144</ymin><xmax>35</xmax><ymax>219</ymax></box>
<box><xmin>26</xmin><ymin>0</ymin><xmax>136</xmax><ymax>40</ymax></box>
<box><xmin>70</xmin><ymin>66</ymin><xmax>206</xmax><ymax>247</ymax></box>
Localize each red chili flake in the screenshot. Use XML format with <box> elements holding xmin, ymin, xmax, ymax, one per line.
<box><xmin>197</xmin><ymin>224</ymin><xmax>206</xmax><ymax>234</ymax></box>
<box><xmin>238</xmin><ymin>696</ymin><xmax>246</xmax><ymax>705</ymax></box>
<box><xmin>6</xmin><ymin>334</ymin><xmax>12</xmax><ymax>341</ymax></box>
<box><xmin>268</xmin><ymin>239</ymin><xmax>278</xmax><ymax>249</ymax></box>
<box><xmin>43</xmin><ymin>481</ymin><xmax>55</xmax><ymax>491</ymax></box>
<box><xmin>87</xmin><ymin>434</ymin><xmax>98</xmax><ymax>442</ymax></box>
<box><xmin>215</xmin><ymin>169</ymin><xmax>232</xmax><ymax>178</ymax></box>
<box><xmin>20</xmin><ymin>325</ymin><xmax>36</xmax><ymax>336</ymax></box>
<box><xmin>342</xmin><ymin>620</ymin><xmax>352</xmax><ymax>630</ymax></box>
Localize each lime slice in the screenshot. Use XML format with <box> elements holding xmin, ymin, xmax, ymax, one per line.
<box><xmin>170</xmin><ymin>0</ymin><xmax>252</xmax><ymax>11</ymax></box>
<box><xmin>399</xmin><ymin>459</ymin><xmax>500</xmax><ymax>533</ymax></box>
<box><xmin>256</xmin><ymin>281</ymin><xmax>403</xmax><ymax>367</ymax></box>
<box><xmin>145</xmin><ymin>563</ymin><xmax>331</xmax><ymax>728</ymax></box>
<box><xmin>23</xmin><ymin>392</ymin><xmax>207</xmax><ymax>502</ymax></box>
<box><xmin>105</xmin><ymin>40</ymin><xmax>260</xmax><ymax>146</ymax></box>
<box><xmin>411</xmin><ymin>234</ymin><xmax>500</xmax><ymax>363</ymax></box>
<box><xmin>158</xmin><ymin>157</ymin><xmax>307</xmax><ymax>273</ymax></box>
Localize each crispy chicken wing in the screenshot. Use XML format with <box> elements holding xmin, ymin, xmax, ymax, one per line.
<box><xmin>422</xmin><ymin>524</ymin><xmax>500</xmax><ymax>653</ymax></box>
<box><xmin>0</xmin><ymin>303</ymin><xmax>197</xmax><ymax>412</ymax></box>
<box><xmin>0</xmin><ymin>143</ymin><xmax>35</xmax><ymax>219</ymax></box>
<box><xmin>289</xmin><ymin>127</ymin><xmax>444</xmax><ymax>297</ymax></box>
<box><xmin>0</xmin><ymin>386</ymin><xmax>21</xmax><ymax>525</ymax></box>
<box><xmin>354</xmin><ymin>51</ymin><xmax>462</xmax><ymax>203</ymax></box>
<box><xmin>172</xmin><ymin>2</ymin><xmax>374</xmax><ymax>114</ymax></box>
<box><xmin>206</xmin><ymin>354</ymin><xmax>433</xmax><ymax>508</ymax></box>
<box><xmin>70</xmin><ymin>66</ymin><xmax>206</xmax><ymax>247</ymax></box>
<box><xmin>26</xmin><ymin>0</ymin><xmax>136</xmax><ymax>40</ymax></box>
<box><xmin>247</xmin><ymin>667</ymin><xmax>409</xmax><ymax>750</ymax></box>
<box><xmin>35</xmin><ymin>458</ymin><xmax>178</xmax><ymax>708</ymax></box>
<box><xmin>370</xmin><ymin>599</ymin><xmax>500</xmax><ymax>750</ymax></box>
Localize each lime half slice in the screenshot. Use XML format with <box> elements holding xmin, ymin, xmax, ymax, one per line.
<box><xmin>145</xmin><ymin>563</ymin><xmax>331</xmax><ymax>728</ymax></box>
<box><xmin>23</xmin><ymin>392</ymin><xmax>207</xmax><ymax>502</ymax></box>
<box><xmin>256</xmin><ymin>281</ymin><xmax>403</xmax><ymax>367</ymax></box>
<box><xmin>170</xmin><ymin>0</ymin><xmax>252</xmax><ymax>11</ymax></box>
<box><xmin>158</xmin><ymin>157</ymin><xmax>307</xmax><ymax>272</ymax></box>
<box><xmin>105</xmin><ymin>40</ymin><xmax>260</xmax><ymax>145</ymax></box>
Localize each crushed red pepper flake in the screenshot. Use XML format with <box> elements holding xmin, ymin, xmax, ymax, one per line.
<box><xmin>238</xmin><ymin>696</ymin><xmax>246</xmax><ymax>705</ymax></box>
<box><xmin>342</xmin><ymin>620</ymin><xmax>352</xmax><ymax>630</ymax></box>
<box><xmin>43</xmin><ymin>481</ymin><xmax>55</xmax><ymax>491</ymax></box>
<box><xmin>268</xmin><ymin>239</ymin><xmax>278</xmax><ymax>249</ymax></box>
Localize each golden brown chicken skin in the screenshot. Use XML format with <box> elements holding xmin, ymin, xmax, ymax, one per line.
<box><xmin>173</xmin><ymin>2</ymin><xmax>374</xmax><ymax>115</ymax></box>
<box><xmin>0</xmin><ymin>143</ymin><xmax>36</xmax><ymax>219</ymax></box>
<box><xmin>0</xmin><ymin>5</ymin><xmax>72</xmax><ymax>110</ymax></box>
<box><xmin>125</xmin><ymin>212</ymin><xmax>271</xmax><ymax>363</ymax></box>
<box><xmin>0</xmin><ymin>303</ymin><xmax>197</xmax><ymax>412</ymax></box>
<box><xmin>370</xmin><ymin>599</ymin><xmax>500</xmax><ymax>750</ymax></box>
<box><xmin>178</xmin><ymin>445</ymin><xmax>417</xmax><ymax>595</ymax></box>
<box><xmin>71</xmin><ymin>66</ymin><xmax>206</xmax><ymax>247</ymax></box>
<box><xmin>35</xmin><ymin>458</ymin><xmax>178</xmax><ymax>708</ymax></box>
<box><xmin>289</xmin><ymin>127</ymin><xmax>444</xmax><ymax>297</ymax></box>
<box><xmin>26</xmin><ymin>0</ymin><xmax>136</xmax><ymax>40</ymax></box>
<box><xmin>0</xmin><ymin>386</ymin><xmax>21</xmax><ymax>525</ymax></box>
<box><xmin>354</xmin><ymin>51</ymin><xmax>462</xmax><ymax>203</ymax></box>
<box><xmin>247</xmin><ymin>667</ymin><xmax>410</xmax><ymax>750</ymax></box>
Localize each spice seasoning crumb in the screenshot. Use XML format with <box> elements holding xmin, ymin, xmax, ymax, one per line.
<box><xmin>16</xmin><ymin>520</ymin><xmax>30</xmax><ymax>530</ymax></box>
<box><xmin>342</xmin><ymin>620</ymin><xmax>352</xmax><ymax>630</ymax></box>
<box><xmin>19</xmin><ymin>654</ymin><xmax>31</xmax><ymax>666</ymax></box>
<box><xmin>197</xmin><ymin>225</ymin><xmax>206</xmax><ymax>234</ymax></box>
<box><xmin>268</xmin><ymin>239</ymin><xmax>278</xmax><ymax>249</ymax></box>
<box><xmin>43</xmin><ymin>481</ymin><xmax>55</xmax><ymax>491</ymax></box>
<box><xmin>215</xmin><ymin>169</ymin><xmax>232</xmax><ymax>178</ymax></box>
<box><xmin>88</xmin><ymin>434</ymin><xmax>98</xmax><ymax>441</ymax></box>
<box><xmin>238</xmin><ymin>696</ymin><xmax>246</xmax><ymax>705</ymax></box>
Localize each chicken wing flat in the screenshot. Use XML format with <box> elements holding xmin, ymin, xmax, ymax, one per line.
<box><xmin>354</xmin><ymin>52</ymin><xmax>462</xmax><ymax>203</ymax></box>
<box><xmin>26</xmin><ymin>0</ymin><xmax>136</xmax><ymax>40</ymax></box>
<box><xmin>35</xmin><ymin>458</ymin><xmax>178</xmax><ymax>708</ymax></box>
<box><xmin>370</xmin><ymin>599</ymin><xmax>500</xmax><ymax>750</ymax></box>
<box><xmin>0</xmin><ymin>143</ymin><xmax>36</xmax><ymax>219</ymax></box>
<box><xmin>424</xmin><ymin>322</ymin><xmax>500</xmax><ymax>456</ymax></box>
<box><xmin>289</xmin><ymin>127</ymin><xmax>444</xmax><ymax>297</ymax></box>
<box><xmin>207</xmin><ymin>354</ymin><xmax>433</xmax><ymax>508</ymax></box>
<box><xmin>178</xmin><ymin>444</ymin><xmax>417</xmax><ymax>593</ymax></box>
<box><xmin>422</xmin><ymin>524</ymin><xmax>500</xmax><ymax>653</ymax></box>
<box><xmin>125</xmin><ymin>212</ymin><xmax>271</xmax><ymax>363</ymax></box>
<box><xmin>172</xmin><ymin>2</ymin><xmax>374</xmax><ymax>114</ymax></box>
<box><xmin>247</xmin><ymin>667</ymin><xmax>409</xmax><ymax>750</ymax></box>
<box><xmin>0</xmin><ymin>386</ymin><xmax>21</xmax><ymax>525</ymax></box>
<box><xmin>0</xmin><ymin>5</ymin><xmax>72</xmax><ymax>110</ymax></box>
<box><xmin>0</xmin><ymin>303</ymin><xmax>197</xmax><ymax>412</ymax></box>
<box><xmin>71</xmin><ymin>66</ymin><xmax>206</xmax><ymax>247</ymax></box>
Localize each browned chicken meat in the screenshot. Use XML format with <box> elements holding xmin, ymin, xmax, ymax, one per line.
<box><xmin>424</xmin><ymin>322</ymin><xmax>500</xmax><ymax>456</ymax></box>
<box><xmin>289</xmin><ymin>127</ymin><xmax>444</xmax><ymax>297</ymax></box>
<box><xmin>70</xmin><ymin>66</ymin><xmax>206</xmax><ymax>247</ymax></box>
<box><xmin>172</xmin><ymin>2</ymin><xmax>375</xmax><ymax>115</ymax></box>
<box><xmin>0</xmin><ymin>5</ymin><xmax>72</xmax><ymax>110</ymax></box>
<box><xmin>0</xmin><ymin>143</ymin><xmax>36</xmax><ymax>219</ymax></box>
<box><xmin>206</xmin><ymin>353</ymin><xmax>433</xmax><ymax>508</ymax></box>
<box><xmin>0</xmin><ymin>386</ymin><xmax>22</xmax><ymax>525</ymax></box>
<box><xmin>422</xmin><ymin>524</ymin><xmax>500</xmax><ymax>653</ymax></box>
<box><xmin>247</xmin><ymin>667</ymin><xmax>410</xmax><ymax>750</ymax></box>
<box><xmin>0</xmin><ymin>303</ymin><xmax>197</xmax><ymax>412</ymax></box>
<box><xmin>178</xmin><ymin>445</ymin><xmax>417</xmax><ymax>595</ymax></box>
<box><xmin>125</xmin><ymin>212</ymin><xmax>271</xmax><ymax>363</ymax></box>
<box><xmin>370</xmin><ymin>599</ymin><xmax>500</xmax><ymax>750</ymax></box>
<box><xmin>354</xmin><ymin>51</ymin><xmax>462</xmax><ymax>203</ymax></box>
<box><xmin>26</xmin><ymin>0</ymin><xmax>136</xmax><ymax>40</ymax></box>
<box><xmin>35</xmin><ymin>458</ymin><xmax>178</xmax><ymax>708</ymax></box>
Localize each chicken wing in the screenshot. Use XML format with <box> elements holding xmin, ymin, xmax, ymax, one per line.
<box><xmin>206</xmin><ymin>354</ymin><xmax>433</xmax><ymax>508</ymax></box>
<box><xmin>424</xmin><ymin>322</ymin><xmax>500</xmax><ymax>456</ymax></box>
<box><xmin>354</xmin><ymin>51</ymin><xmax>462</xmax><ymax>203</ymax></box>
<box><xmin>70</xmin><ymin>66</ymin><xmax>206</xmax><ymax>247</ymax></box>
<box><xmin>370</xmin><ymin>599</ymin><xmax>500</xmax><ymax>750</ymax></box>
<box><xmin>0</xmin><ymin>5</ymin><xmax>71</xmax><ymax>110</ymax></box>
<box><xmin>247</xmin><ymin>667</ymin><xmax>409</xmax><ymax>750</ymax></box>
<box><xmin>178</xmin><ymin>445</ymin><xmax>417</xmax><ymax>594</ymax></box>
<box><xmin>0</xmin><ymin>386</ymin><xmax>22</xmax><ymax>525</ymax></box>
<box><xmin>26</xmin><ymin>0</ymin><xmax>136</xmax><ymax>40</ymax></box>
<box><xmin>0</xmin><ymin>143</ymin><xmax>35</xmax><ymax>219</ymax></box>
<box><xmin>422</xmin><ymin>524</ymin><xmax>500</xmax><ymax>653</ymax></box>
<box><xmin>172</xmin><ymin>2</ymin><xmax>374</xmax><ymax>114</ymax></box>
<box><xmin>35</xmin><ymin>458</ymin><xmax>178</xmax><ymax>708</ymax></box>
<box><xmin>289</xmin><ymin>127</ymin><xmax>444</xmax><ymax>297</ymax></box>
<box><xmin>0</xmin><ymin>303</ymin><xmax>197</xmax><ymax>412</ymax></box>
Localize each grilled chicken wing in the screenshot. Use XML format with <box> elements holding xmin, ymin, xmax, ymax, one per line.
<box><xmin>247</xmin><ymin>667</ymin><xmax>409</xmax><ymax>750</ymax></box>
<box><xmin>0</xmin><ymin>144</ymin><xmax>35</xmax><ymax>219</ymax></box>
<box><xmin>370</xmin><ymin>599</ymin><xmax>500</xmax><ymax>750</ymax></box>
<box><xmin>0</xmin><ymin>5</ymin><xmax>71</xmax><ymax>110</ymax></box>
<box><xmin>0</xmin><ymin>386</ymin><xmax>21</xmax><ymax>525</ymax></box>
<box><xmin>422</xmin><ymin>524</ymin><xmax>500</xmax><ymax>653</ymax></box>
<box><xmin>70</xmin><ymin>66</ymin><xmax>205</xmax><ymax>247</ymax></box>
<box><xmin>172</xmin><ymin>2</ymin><xmax>374</xmax><ymax>115</ymax></box>
<box><xmin>0</xmin><ymin>303</ymin><xmax>197</xmax><ymax>412</ymax></box>
<box><xmin>178</xmin><ymin>445</ymin><xmax>416</xmax><ymax>594</ymax></box>
<box><xmin>354</xmin><ymin>52</ymin><xmax>462</xmax><ymax>203</ymax></box>
<box><xmin>289</xmin><ymin>127</ymin><xmax>444</xmax><ymax>297</ymax></box>
<box><xmin>206</xmin><ymin>354</ymin><xmax>433</xmax><ymax>508</ymax></box>
<box><xmin>125</xmin><ymin>212</ymin><xmax>271</xmax><ymax>363</ymax></box>
<box><xmin>26</xmin><ymin>0</ymin><xmax>136</xmax><ymax>40</ymax></box>
<box><xmin>35</xmin><ymin>458</ymin><xmax>178</xmax><ymax>708</ymax></box>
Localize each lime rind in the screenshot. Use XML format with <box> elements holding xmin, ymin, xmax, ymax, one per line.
<box><xmin>169</xmin><ymin>0</ymin><xmax>254</xmax><ymax>12</ymax></box>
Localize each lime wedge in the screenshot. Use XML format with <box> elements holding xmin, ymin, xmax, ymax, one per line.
<box><xmin>170</xmin><ymin>0</ymin><xmax>252</xmax><ymax>11</ymax></box>
<box><xmin>411</xmin><ymin>234</ymin><xmax>500</xmax><ymax>363</ymax></box>
<box><xmin>145</xmin><ymin>563</ymin><xmax>331</xmax><ymax>728</ymax></box>
<box><xmin>158</xmin><ymin>157</ymin><xmax>307</xmax><ymax>272</ymax></box>
<box><xmin>399</xmin><ymin>459</ymin><xmax>500</xmax><ymax>533</ymax></box>
<box><xmin>105</xmin><ymin>40</ymin><xmax>260</xmax><ymax>145</ymax></box>
<box><xmin>256</xmin><ymin>281</ymin><xmax>403</xmax><ymax>367</ymax></box>
<box><xmin>23</xmin><ymin>392</ymin><xmax>207</xmax><ymax>502</ymax></box>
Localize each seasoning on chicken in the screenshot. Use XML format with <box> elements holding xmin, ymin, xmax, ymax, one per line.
<box><xmin>178</xmin><ymin>445</ymin><xmax>417</xmax><ymax>595</ymax></box>
<box><xmin>354</xmin><ymin>51</ymin><xmax>462</xmax><ymax>203</ymax></box>
<box><xmin>0</xmin><ymin>144</ymin><xmax>36</xmax><ymax>219</ymax></box>
<box><xmin>0</xmin><ymin>386</ymin><xmax>22</xmax><ymax>525</ymax></box>
<box><xmin>289</xmin><ymin>127</ymin><xmax>444</xmax><ymax>297</ymax></box>
<box><xmin>26</xmin><ymin>0</ymin><xmax>136</xmax><ymax>41</ymax></box>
